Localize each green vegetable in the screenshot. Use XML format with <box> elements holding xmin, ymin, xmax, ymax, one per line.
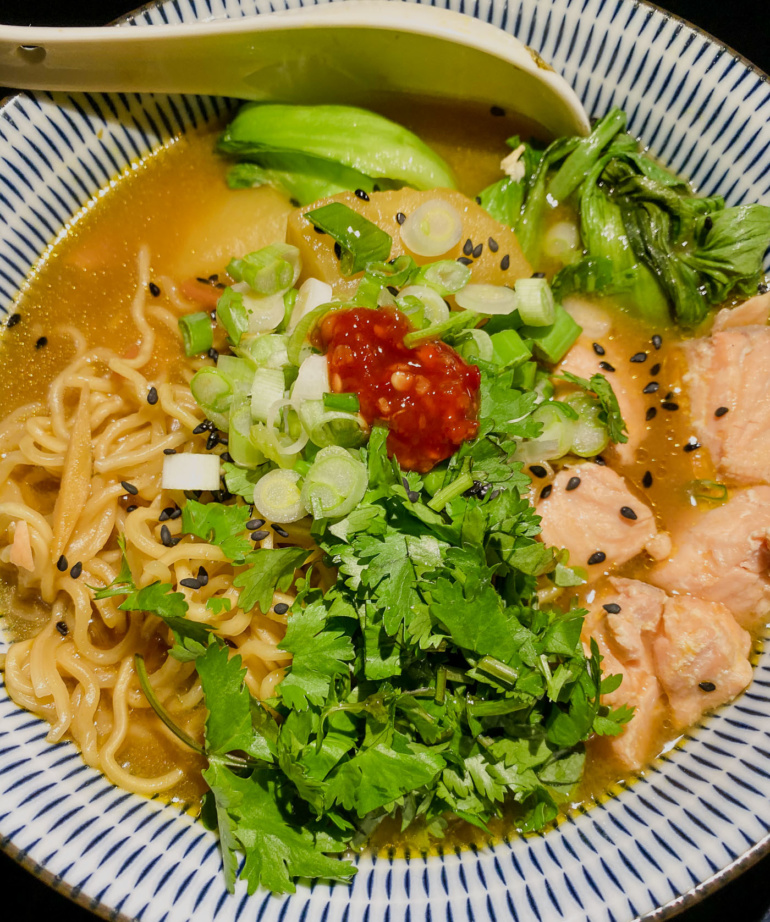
<box><xmin>413</xmin><ymin>259</ymin><xmax>471</xmax><ymax>296</ymax></box>
<box><xmin>218</xmin><ymin>103</ymin><xmax>456</xmax><ymax>194</ymax></box>
<box><xmin>228</xmin><ymin>244</ymin><xmax>300</xmax><ymax>296</ymax></box>
<box><xmin>514</xmin><ymin>276</ymin><xmax>556</xmax><ymax>327</ymax></box>
<box><xmin>520</xmin><ymin>304</ymin><xmax>582</xmax><ymax>363</ymax></box>
<box><xmin>178</xmin><ymin>311</ymin><xmax>213</xmax><ymax>357</ymax></box>
<box><xmin>304</xmin><ymin>202</ymin><xmax>392</xmax><ymax>276</ymax></box>
<box><xmin>216</xmin><ymin>287</ymin><xmax>250</xmax><ymax>346</ymax></box>
<box><xmin>301</xmin><ymin>446</ymin><xmax>368</xmax><ymax>519</ymax></box>
<box><xmin>561</xmin><ymin>371</ymin><xmax>628</xmax><ymax>445</ymax></box>
<box><xmin>323</xmin><ymin>392</ymin><xmax>360</xmax><ymax>414</ymax></box>
<box><xmin>490</xmin><ymin>329</ymin><xmax>532</xmax><ymax>368</ymax></box>
<box><xmin>190</xmin><ymin>367</ymin><xmax>233</xmax><ymax>414</ymax></box>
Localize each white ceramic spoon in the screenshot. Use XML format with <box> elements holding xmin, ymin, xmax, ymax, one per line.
<box><xmin>0</xmin><ymin>1</ymin><xmax>589</xmax><ymax>137</ymax></box>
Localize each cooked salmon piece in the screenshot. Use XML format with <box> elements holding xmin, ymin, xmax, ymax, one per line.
<box><xmin>683</xmin><ymin>324</ymin><xmax>770</xmax><ymax>484</ymax></box>
<box><xmin>712</xmin><ymin>291</ymin><xmax>770</xmax><ymax>332</ymax></box>
<box><xmin>537</xmin><ymin>464</ymin><xmax>670</xmax><ymax>579</ymax></box>
<box><xmin>601</xmin><ymin>577</ymin><xmax>667</xmax><ymax>670</ymax></box>
<box><xmin>653</xmin><ymin>595</ymin><xmax>752</xmax><ymax>728</ymax></box>
<box><xmin>651</xmin><ymin>486</ymin><xmax>770</xmax><ymax>628</ymax></box>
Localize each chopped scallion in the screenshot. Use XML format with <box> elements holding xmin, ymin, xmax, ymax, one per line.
<box><xmin>300</xmin><ymin>446</ymin><xmax>368</xmax><ymax>519</ymax></box>
<box><xmin>514</xmin><ymin>277</ymin><xmax>556</xmax><ymax>326</ymax></box>
<box><xmin>190</xmin><ymin>367</ymin><xmax>233</xmax><ymax>414</ymax></box>
<box><xmin>304</xmin><ymin>202</ymin><xmax>391</xmax><ymax>276</ymax></box>
<box><xmin>216</xmin><ymin>287</ymin><xmax>249</xmax><ymax>346</ymax></box>
<box><xmin>399</xmin><ymin>198</ymin><xmax>464</xmax><ymax>258</ymax></box>
<box><xmin>489</xmin><ymin>329</ymin><xmax>532</xmax><ymax>368</ymax></box>
<box><xmin>178</xmin><ymin>311</ymin><xmax>213</xmax><ymax>357</ymax></box>
<box><xmin>519</xmin><ymin>304</ymin><xmax>581</xmax><ymax>363</ymax></box>
<box><xmin>253</xmin><ymin>468</ymin><xmax>307</xmax><ymax>523</ymax></box>
<box><xmin>414</xmin><ymin>260</ymin><xmax>471</xmax><ymax>296</ymax></box>
<box><xmin>455</xmin><ymin>283</ymin><xmax>518</xmax><ymax>316</ymax></box>
<box><xmin>403</xmin><ymin>310</ymin><xmax>482</xmax><ymax>348</ymax></box>
<box><xmin>323</xmin><ymin>392</ymin><xmax>360</xmax><ymax>413</ymax></box>
<box><xmin>228</xmin><ymin>243</ymin><xmax>300</xmax><ymax>295</ymax></box>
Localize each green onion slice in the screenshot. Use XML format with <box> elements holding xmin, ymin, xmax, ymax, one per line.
<box><xmin>227</xmin><ymin>243</ymin><xmax>301</xmax><ymax>295</ymax></box>
<box><xmin>398</xmin><ymin>285</ymin><xmax>450</xmax><ymax>326</ymax></box>
<box><xmin>299</xmin><ymin>400</ymin><xmax>367</xmax><ymax>449</ymax></box>
<box><xmin>178</xmin><ymin>311</ymin><xmax>213</xmax><ymax>357</ymax></box>
<box><xmin>300</xmin><ymin>446</ymin><xmax>368</xmax><ymax>519</ymax></box>
<box><xmin>305</xmin><ymin>202</ymin><xmax>392</xmax><ymax>276</ymax></box>
<box><xmin>514</xmin><ymin>276</ymin><xmax>556</xmax><ymax>326</ymax></box>
<box><xmin>399</xmin><ymin>198</ymin><xmax>463</xmax><ymax>258</ymax></box>
<box><xmin>455</xmin><ymin>283</ymin><xmax>518</xmax><ymax>316</ymax></box>
<box><xmin>687</xmin><ymin>479</ymin><xmax>728</xmax><ymax>503</ymax></box>
<box><xmin>216</xmin><ymin>287</ymin><xmax>249</xmax><ymax>346</ymax></box>
<box><xmin>229</xmin><ymin>399</ymin><xmax>266</xmax><ymax>468</ymax></box>
<box><xmin>323</xmin><ymin>392</ymin><xmax>360</xmax><ymax>413</ymax></box>
<box><xmin>414</xmin><ymin>260</ymin><xmax>471</xmax><ymax>296</ymax></box>
<box><xmin>253</xmin><ymin>468</ymin><xmax>307</xmax><ymax>524</ymax></box>
<box><xmin>190</xmin><ymin>367</ymin><xmax>233</xmax><ymax>414</ymax></box>
<box><xmin>251</xmin><ymin>367</ymin><xmax>286</xmax><ymax>424</ymax></box>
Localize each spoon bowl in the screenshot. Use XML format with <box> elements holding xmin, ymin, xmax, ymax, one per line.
<box><xmin>0</xmin><ymin>1</ymin><xmax>589</xmax><ymax>138</ymax></box>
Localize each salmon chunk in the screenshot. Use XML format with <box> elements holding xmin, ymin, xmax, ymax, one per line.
<box><xmin>651</xmin><ymin>487</ymin><xmax>770</xmax><ymax>628</ymax></box>
<box><xmin>683</xmin><ymin>324</ymin><xmax>770</xmax><ymax>484</ymax></box>
<box><xmin>601</xmin><ymin>577</ymin><xmax>667</xmax><ymax>670</ymax></box>
<box><xmin>712</xmin><ymin>291</ymin><xmax>770</xmax><ymax>332</ymax></box>
<box><xmin>537</xmin><ymin>464</ymin><xmax>670</xmax><ymax>579</ymax></box>
<box><xmin>653</xmin><ymin>595</ymin><xmax>752</xmax><ymax>728</ymax></box>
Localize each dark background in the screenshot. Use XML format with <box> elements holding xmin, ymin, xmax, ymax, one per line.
<box><xmin>0</xmin><ymin>0</ymin><xmax>768</xmax><ymax>919</ymax></box>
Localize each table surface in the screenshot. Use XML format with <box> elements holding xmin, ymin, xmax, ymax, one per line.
<box><xmin>0</xmin><ymin>0</ymin><xmax>768</xmax><ymax>919</ymax></box>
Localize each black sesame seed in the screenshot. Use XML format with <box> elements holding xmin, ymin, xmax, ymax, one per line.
<box><xmin>566</xmin><ymin>476</ymin><xmax>581</xmax><ymax>491</ymax></box>
<box><xmin>463</xmin><ymin>238</ymin><xmax>474</xmax><ymax>256</ymax></box>
<box><xmin>313</xmin><ymin>225</ymin><xmax>326</xmax><ymax>235</ymax></box>
<box><xmin>208</xmin><ymin>347</ymin><xmax>219</xmax><ymax>362</ymax></box>
<box><xmin>126</xmin><ymin>505</ymin><xmax>138</xmax><ymax>513</ymax></box>
<box><xmin>684</xmin><ymin>440</ymin><xmax>701</xmax><ymax>453</ymax></box>
<box><xmin>540</xmin><ymin>484</ymin><xmax>553</xmax><ymax>500</ymax></box>
<box><xmin>714</xmin><ymin>406</ymin><xmax>729</xmax><ymax>418</ymax></box>
<box><xmin>592</xmin><ymin>343</ymin><xmax>606</xmax><ymax>356</ymax></box>
<box><xmin>630</xmin><ymin>352</ymin><xmax>647</xmax><ymax>363</ymax></box>
<box><xmin>272</xmin><ymin>524</ymin><xmax>290</xmax><ymax>538</ymax></box>
<box><xmin>197</xmin><ymin>567</ymin><xmax>209</xmax><ymax>586</ymax></box>
<box><xmin>665</xmin><ymin>391</ymin><xmax>673</xmax><ymax>400</ymax></box>
<box><xmin>7</xmin><ymin>313</ymin><xmax>21</xmax><ymax>328</ymax></box>
<box><xmin>373</xmin><ymin>184</ymin><xmax>381</xmax><ymax>192</ymax></box>
<box><xmin>147</xmin><ymin>386</ymin><xmax>158</xmax><ymax>406</ymax></box>
<box><xmin>704</xmin><ymin>216</ymin><xmax>713</xmax><ymax>232</ymax></box>
<box><xmin>120</xmin><ymin>481</ymin><xmax>139</xmax><ymax>496</ymax></box>
<box><xmin>35</xmin><ymin>336</ymin><xmax>48</xmax><ymax>349</ymax></box>
<box><xmin>160</xmin><ymin>524</ymin><xmax>174</xmax><ymax>547</ymax></box>
<box><xmin>180</xmin><ymin>577</ymin><xmax>201</xmax><ymax>590</ymax></box>
<box><xmin>333</xmin><ymin>242</ymin><xmax>342</xmax><ymax>260</ymax></box>
<box><xmin>192</xmin><ymin>421</ymin><xmax>211</xmax><ymax>435</ymax></box>
<box><xmin>500</xmin><ymin>255</ymin><xmax>510</xmax><ymax>271</ymax></box>
<box><xmin>661</xmin><ymin>401</ymin><xmax>679</xmax><ymax>411</ymax></box>
<box><xmin>646</xmin><ymin>407</ymin><xmax>657</xmax><ymax>421</ymax></box>
<box><xmin>224</xmin><ymin>638</ymin><xmax>237</xmax><ymax>649</ymax></box>
<box><xmin>208</xmin><ymin>274</ymin><xmax>219</xmax><ymax>282</ymax></box>
<box><xmin>620</xmin><ymin>506</ymin><xmax>637</xmax><ymax>520</ymax></box>
<box><xmin>603</xmin><ymin>603</ymin><xmax>621</xmax><ymax>614</ymax></box>
<box><xmin>169</xmin><ymin>507</ymin><xmax>182</xmax><ymax>520</ymax></box>
<box><xmin>56</xmin><ymin>620</ymin><xmax>69</xmax><ymax>636</ymax></box>
<box><xmin>490</xmin><ymin>105</ymin><xmax>505</xmax><ymax>117</ymax></box>
<box><xmin>196</xmin><ymin>276</ymin><xmax>210</xmax><ymax>285</ymax></box>
<box><xmin>164</xmin><ymin>448</ymin><xmax>177</xmax><ymax>455</ymax></box>
<box><xmin>70</xmin><ymin>561</ymin><xmax>83</xmax><ymax>579</ymax></box>
<box><xmin>650</xmin><ymin>363</ymin><xmax>661</xmax><ymax>376</ymax></box>
<box><xmin>488</xmin><ymin>237</ymin><xmax>499</xmax><ymax>253</ymax></box>
<box><xmin>206</xmin><ymin>431</ymin><xmax>220</xmax><ymax>451</ymax></box>
<box><xmin>246</xmin><ymin>518</ymin><xmax>266</xmax><ymax>530</ymax></box>
<box><xmin>210</xmin><ymin>310</ymin><xmax>217</xmax><ymax>321</ymax></box>
<box><xmin>408</xmin><ymin>490</ymin><xmax>420</xmax><ymax>503</ymax></box>
<box><xmin>652</xmin><ymin>334</ymin><xmax>662</xmax><ymax>350</ymax></box>
<box><xmin>402</xmin><ymin>476</ymin><xmax>410</xmax><ymax>491</ymax></box>
<box><xmin>529</xmin><ymin>465</ymin><xmax>547</xmax><ymax>479</ymax></box>
<box><xmin>699</xmin><ymin>681</ymin><xmax>716</xmax><ymax>692</ymax></box>
<box><xmin>472</xmin><ymin>243</ymin><xmax>483</xmax><ymax>259</ymax></box>
<box><xmin>354</xmin><ymin>189</ymin><xmax>370</xmax><ymax>201</ymax></box>
<box><xmin>759</xmin><ymin>282</ymin><xmax>769</xmax><ymax>295</ymax></box>
<box><xmin>532</xmin><ymin>272</ymin><xmax>546</xmax><ymax>279</ymax></box>
<box><xmin>251</xmin><ymin>530</ymin><xmax>270</xmax><ymax>541</ymax></box>
<box><xmin>643</xmin><ymin>382</ymin><xmax>659</xmax><ymax>394</ymax></box>
<box><xmin>159</xmin><ymin>506</ymin><xmax>175</xmax><ymax>522</ymax></box>
<box><xmin>221</xmin><ymin>452</ymin><xmax>233</xmax><ymax>463</ymax></box>
<box><xmin>289</xmin><ymin>198</ymin><xmax>300</xmax><ymax>208</ymax></box>
<box><xmin>274</xmin><ymin>602</ymin><xmax>290</xmax><ymax>615</ymax></box>
<box><xmin>457</xmin><ymin>256</ymin><xmax>473</xmax><ymax>266</ymax></box>
<box><xmin>149</xmin><ymin>282</ymin><xmax>161</xmax><ymax>297</ymax></box>
<box><xmin>475</xmin><ymin>196</ymin><xmax>482</xmax><ymax>205</ymax></box>
<box><xmin>594</xmin><ymin>456</ymin><xmax>606</xmax><ymax>466</ymax></box>
<box><xmin>599</xmin><ymin>361</ymin><xmax>615</xmax><ymax>373</ymax></box>
<box><xmin>387</xmin><ymin>285</ymin><xmax>399</xmax><ymax>297</ymax></box>
<box><xmin>642</xmin><ymin>471</ymin><xmax>653</xmax><ymax>488</ymax></box>
<box><xmin>56</xmin><ymin>554</ymin><xmax>68</xmax><ymax>572</ymax></box>
<box><xmin>396</xmin><ymin>212</ymin><xmax>406</xmax><ymax>225</ymax></box>
<box><xmin>588</xmin><ymin>551</ymin><xmax>607</xmax><ymax>566</ymax></box>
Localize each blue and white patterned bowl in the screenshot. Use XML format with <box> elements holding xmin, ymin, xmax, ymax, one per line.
<box><xmin>2</xmin><ymin>2</ymin><xmax>770</xmax><ymax>920</ymax></box>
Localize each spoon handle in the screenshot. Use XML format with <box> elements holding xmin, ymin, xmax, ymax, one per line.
<box><xmin>0</xmin><ymin>3</ymin><xmax>589</xmax><ymax>137</ymax></box>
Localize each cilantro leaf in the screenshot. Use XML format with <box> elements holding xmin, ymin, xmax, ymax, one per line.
<box><xmin>278</xmin><ymin>599</ymin><xmax>356</xmax><ymax>709</ymax></box>
<box><xmin>561</xmin><ymin>370</ymin><xmax>628</xmax><ymax>444</ymax></box>
<box><xmin>234</xmin><ymin>546</ymin><xmax>309</xmax><ymax>612</ymax></box>
<box><xmin>222</xmin><ymin>461</ymin><xmax>265</xmax><ymax>500</ymax></box>
<box><xmin>203</xmin><ymin>761</ymin><xmax>356</xmax><ymax>895</ymax></box>
<box><xmin>181</xmin><ymin>499</ymin><xmax>253</xmax><ymax>562</ymax></box>
<box><xmin>91</xmin><ymin>534</ymin><xmax>135</xmax><ymax>599</ymax></box>
<box><xmin>119</xmin><ymin>582</ymin><xmax>212</xmax><ymax>662</ymax></box>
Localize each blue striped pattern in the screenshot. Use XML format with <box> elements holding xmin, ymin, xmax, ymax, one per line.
<box><xmin>2</xmin><ymin>1</ymin><xmax>770</xmax><ymax>920</ymax></box>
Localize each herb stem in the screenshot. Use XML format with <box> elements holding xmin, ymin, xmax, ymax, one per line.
<box><xmin>477</xmin><ymin>655</ymin><xmax>519</xmax><ymax>685</ymax></box>
<box><xmin>434</xmin><ymin>666</ymin><xmax>447</xmax><ymax>705</ymax></box>
<box><xmin>428</xmin><ymin>471</ymin><xmax>474</xmax><ymax>511</ymax></box>
<box><xmin>134</xmin><ymin>654</ymin><xmax>206</xmax><ymax>756</ymax></box>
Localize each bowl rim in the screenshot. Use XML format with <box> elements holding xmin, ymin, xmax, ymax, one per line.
<box><xmin>1</xmin><ymin>2</ymin><xmax>769</xmax><ymax>921</ymax></box>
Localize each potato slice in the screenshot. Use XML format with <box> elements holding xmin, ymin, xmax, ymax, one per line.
<box><xmin>286</xmin><ymin>188</ymin><xmax>531</xmax><ymax>299</ymax></box>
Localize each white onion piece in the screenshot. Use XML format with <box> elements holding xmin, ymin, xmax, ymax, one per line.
<box><xmin>291</xmin><ymin>354</ymin><xmax>330</xmax><ymax>405</ymax></box>
<box><xmin>162</xmin><ymin>453</ymin><xmax>220</xmax><ymax>491</ymax></box>
<box><xmin>399</xmin><ymin>285</ymin><xmax>450</xmax><ymax>325</ymax></box>
<box><xmin>289</xmin><ymin>278</ymin><xmax>334</xmax><ymax>333</ymax></box>
<box><xmin>232</xmin><ymin>283</ymin><xmax>286</xmax><ymax>334</ymax></box>
<box><xmin>455</xmin><ymin>283</ymin><xmax>518</xmax><ymax>315</ymax></box>
<box><xmin>400</xmin><ymin>199</ymin><xmax>464</xmax><ymax>257</ymax></box>
<box><xmin>266</xmin><ymin>397</ymin><xmax>309</xmax><ymax>456</ymax></box>
<box><xmin>253</xmin><ymin>469</ymin><xmax>307</xmax><ymax>524</ymax></box>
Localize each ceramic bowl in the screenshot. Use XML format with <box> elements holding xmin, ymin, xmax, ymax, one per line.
<box><xmin>1</xmin><ymin>2</ymin><xmax>770</xmax><ymax>921</ymax></box>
